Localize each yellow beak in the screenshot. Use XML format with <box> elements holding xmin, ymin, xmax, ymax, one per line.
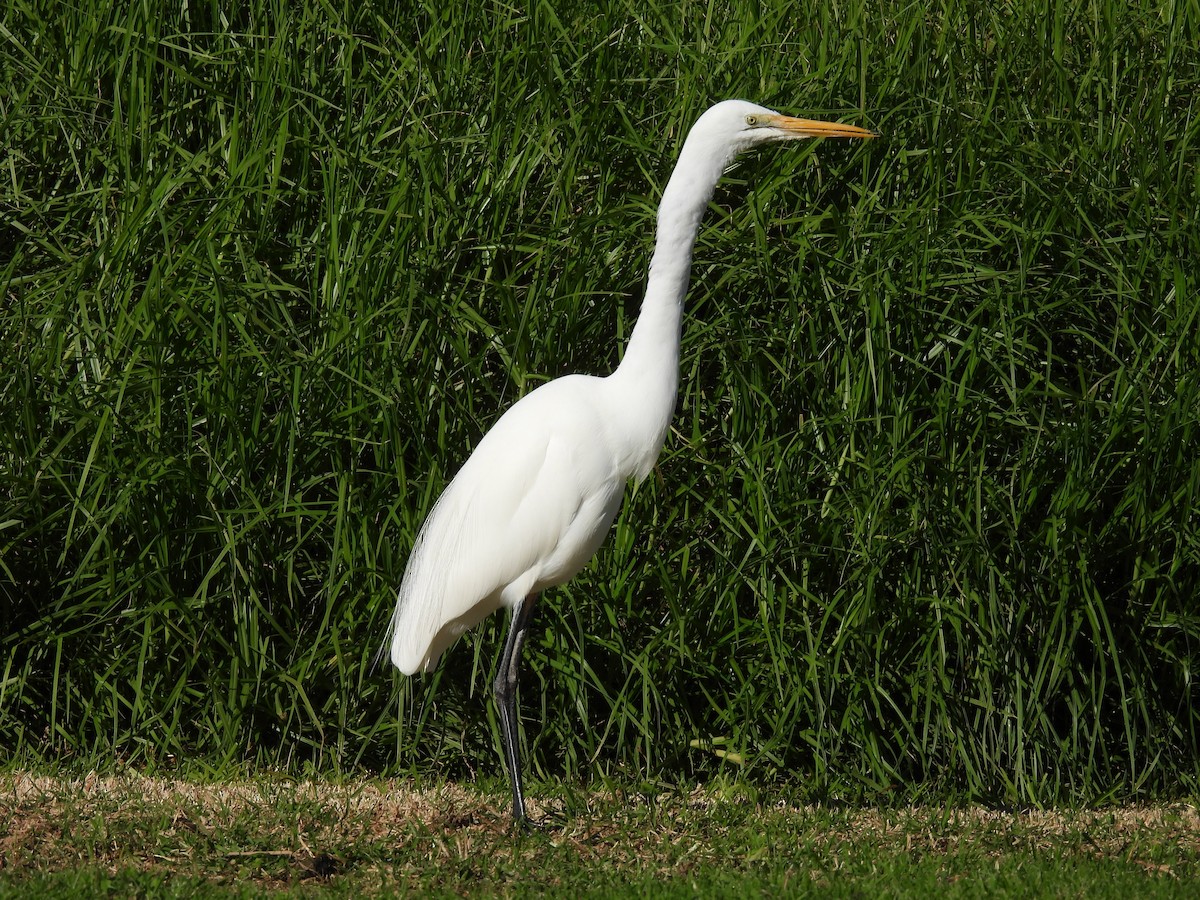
<box><xmin>769</xmin><ymin>115</ymin><xmax>877</xmax><ymax>140</ymax></box>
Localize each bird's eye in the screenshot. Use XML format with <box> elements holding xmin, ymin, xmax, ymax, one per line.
<box><xmin>745</xmin><ymin>114</ymin><xmax>760</xmax><ymax>127</ymax></box>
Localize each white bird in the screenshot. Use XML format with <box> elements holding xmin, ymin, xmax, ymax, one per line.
<box><xmin>386</xmin><ymin>99</ymin><xmax>875</xmax><ymax>823</ymax></box>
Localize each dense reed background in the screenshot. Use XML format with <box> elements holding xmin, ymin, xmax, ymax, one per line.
<box><xmin>2</xmin><ymin>0</ymin><xmax>1198</xmax><ymax>804</ymax></box>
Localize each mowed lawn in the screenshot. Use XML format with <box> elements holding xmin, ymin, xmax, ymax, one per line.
<box><xmin>0</xmin><ymin>772</ymin><xmax>1197</xmax><ymax>897</ymax></box>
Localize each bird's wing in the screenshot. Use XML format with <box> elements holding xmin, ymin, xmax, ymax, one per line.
<box><xmin>388</xmin><ymin>377</ymin><xmax>622</xmax><ymax>673</ymax></box>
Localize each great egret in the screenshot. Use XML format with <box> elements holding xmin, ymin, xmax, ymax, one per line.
<box><xmin>387</xmin><ymin>100</ymin><xmax>874</xmax><ymax>823</ymax></box>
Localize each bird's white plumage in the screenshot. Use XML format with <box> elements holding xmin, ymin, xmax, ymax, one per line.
<box><xmin>385</xmin><ymin>98</ymin><xmax>875</xmax><ymax>680</ymax></box>
<box><xmin>384</xmin><ymin>99</ymin><xmax>874</xmax><ymax>823</ymax></box>
<box><xmin>388</xmin><ymin>375</ymin><xmax>626</xmax><ymax>673</ymax></box>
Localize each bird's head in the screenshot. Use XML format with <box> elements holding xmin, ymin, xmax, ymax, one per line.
<box><xmin>657</xmin><ymin>99</ymin><xmax>876</xmax><ymax>235</ymax></box>
<box><xmin>690</xmin><ymin>99</ymin><xmax>877</xmax><ymax>155</ymax></box>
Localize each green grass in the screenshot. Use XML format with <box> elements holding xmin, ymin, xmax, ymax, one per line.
<box><xmin>2</xmin><ymin>0</ymin><xmax>1199</xmax><ymax>806</ymax></box>
<box><xmin>1</xmin><ymin>772</ymin><xmax>1197</xmax><ymax>897</ymax></box>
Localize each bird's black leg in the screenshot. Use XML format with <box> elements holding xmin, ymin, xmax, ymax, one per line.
<box><xmin>494</xmin><ymin>595</ymin><xmax>536</xmax><ymax>824</ymax></box>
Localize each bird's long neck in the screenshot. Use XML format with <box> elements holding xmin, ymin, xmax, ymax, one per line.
<box><xmin>608</xmin><ymin>137</ymin><xmax>733</xmax><ymax>481</ymax></box>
